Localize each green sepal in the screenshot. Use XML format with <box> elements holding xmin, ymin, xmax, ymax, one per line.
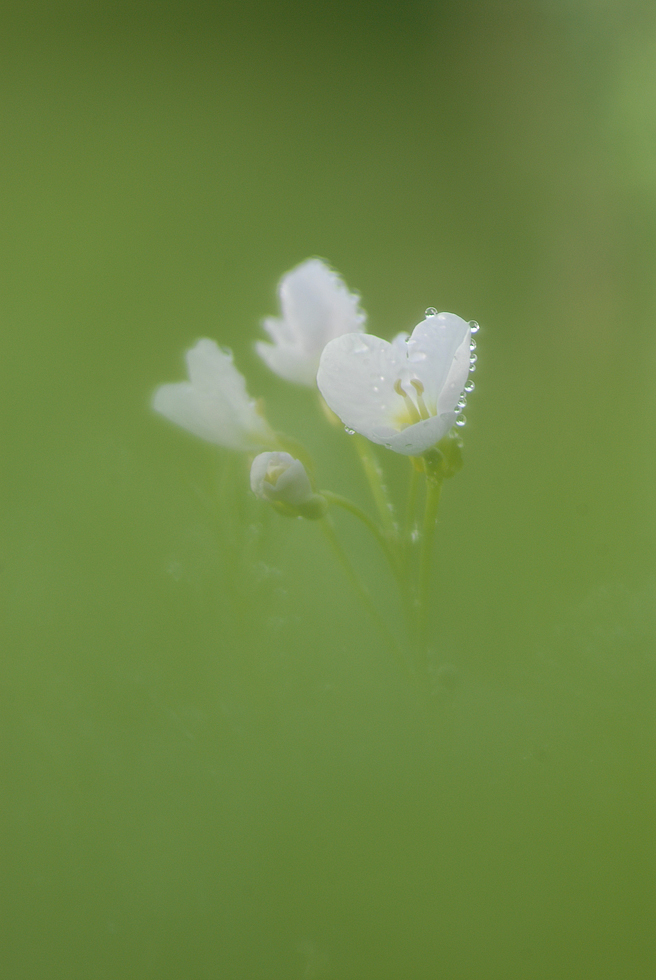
<box><xmin>270</xmin><ymin>493</ymin><xmax>328</xmax><ymax>521</ymax></box>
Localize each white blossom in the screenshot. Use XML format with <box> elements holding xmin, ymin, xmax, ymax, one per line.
<box><xmin>152</xmin><ymin>339</ymin><xmax>276</xmax><ymax>451</ymax></box>
<box><xmin>316</xmin><ymin>312</ymin><xmax>472</xmax><ymax>456</ymax></box>
<box><xmin>256</xmin><ymin>258</ymin><xmax>366</xmax><ymax>386</ymax></box>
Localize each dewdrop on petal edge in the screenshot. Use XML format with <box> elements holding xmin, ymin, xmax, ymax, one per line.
<box><xmin>256</xmin><ymin>258</ymin><xmax>366</xmax><ymax>386</ymax></box>
<box><xmin>250</xmin><ymin>452</ymin><xmax>327</xmax><ymax>519</ymax></box>
<box><xmin>152</xmin><ymin>338</ymin><xmax>277</xmax><ymax>451</ymax></box>
<box><xmin>317</xmin><ymin>312</ymin><xmax>472</xmax><ymax>456</ymax></box>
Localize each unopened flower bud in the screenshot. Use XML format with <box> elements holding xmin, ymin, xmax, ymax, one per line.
<box><xmin>250</xmin><ymin>452</ymin><xmax>327</xmax><ymax>519</ymax></box>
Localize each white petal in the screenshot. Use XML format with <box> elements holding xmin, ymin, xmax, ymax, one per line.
<box><xmin>406</xmin><ymin>313</ymin><xmax>470</xmax><ymax>405</ymax></box>
<box><xmin>383</xmin><ymin>413</ymin><xmax>456</xmax><ymax>455</ymax></box>
<box><xmin>153</xmin><ymin>339</ymin><xmax>274</xmax><ymax>451</ymax></box>
<box><xmin>255</xmin><ymin>338</ymin><xmax>318</xmax><ymax>387</ymax></box>
<box><xmin>437</xmin><ymin>331</ymin><xmax>471</xmax><ymax>414</ymax></box>
<box><xmin>317</xmin><ymin>333</ymin><xmax>405</xmax><ymax>441</ymax></box>
<box><xmin>257</xmin><ymin>259</ymin><xmax>366</xmax><ymax>386</ymax></box>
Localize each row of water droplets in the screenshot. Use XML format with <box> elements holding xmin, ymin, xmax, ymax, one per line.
<box><xmin>425</xmin><ymin>308</ymin><xmax>479</xmax><ymax>428</ymax></box>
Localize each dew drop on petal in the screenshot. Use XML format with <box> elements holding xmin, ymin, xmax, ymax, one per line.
<box><xmin>468</xmin><ymin>363</ymin><xmax>476</xmax><ymax>373</ymax></box>
<box><xmin>469</xmin><ymin>353</ymin><xmax>477</xmax><ymax>364</ymax></box>
<box><xmin>468</xmin><ymin>320</ymin><xmax>480</xmax><ymax>334</ymax></box>
<box><xmin>455</xmin><ymin>414</ymin><xmax>467</xmax><ymax>427</ymax></box>
<box><xmin>425</xmin><ymin>307</ymin><xmax>438</xmax><ymax>317</ymax></box>
<box><xmin>457</xmin><ymin>398</ymin><xmax>467</xmax><ymax>411</ymax></box>
<box><xmin>464</xmin><ymin>380</ymin><xmax>475</xmax><ymax>393</ymax></box>
<box><xmin>469</xmin><ymin>338</ymin><xmax>477</xmax><ymax>351</ymax></box>
<box><xmin>344</xmin><ymin>427</ymin><xmax>355</xmax><ymax>435</ymax></box>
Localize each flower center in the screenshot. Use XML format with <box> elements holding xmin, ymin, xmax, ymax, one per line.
<box><xmin>265</xmin><ymin>462</ymin><xmax>286</xmax><ymax>487</ymax></box>
<box><xmin>393</xmin><ymin>378</ymin><xmax>433</xmax><ymax>427</ymax></box>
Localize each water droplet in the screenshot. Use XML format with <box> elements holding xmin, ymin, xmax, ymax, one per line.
<box><xmin>464</xmin><ymin>380</ymin><xmax>475</xmax><ymax>393</ymax></box>
<box><xmin>469</xmin><ymin>353</ymin><xmax>477</xmax><ymax>364</ymax></box>
<box><xmin>344</xmin><ymin>426</ymin><xmax>355</xmax><ymax>435</ymax></box>
<box><xmin>468</xmin><ymin>320</ymin><xmax>480</xmax><ymax>334</ymax></box>
<box><xmin>455</xmin><ymin>414</ymin><xmax>467</xmax><ymax>427</ymax></box>
<box><xmin>425</xmin><ymin>307</ymin><xmax>438</xmax><ymax>317</ymax></box>
<box><xmin>468</xmin><ymin>363</ymin><xmax>476</xmax><ymax>373</ymax></box>
<box><xmin>469</xmin><ymin>338</ymin><xmax>477</xmax><ymax>351</ymax></box>
<box><xmin>457</xmin><ymin>397</ymin><xmax>467</xmax><ymax>411</ymax></box>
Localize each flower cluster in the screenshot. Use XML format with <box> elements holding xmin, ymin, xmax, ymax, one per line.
<box><xmin>152</xmin><ymin>256</ymin><xmax>475</xmax><ymax>467</ymax></box>
<box><xmin>152</xmin><ymin>258</ymin><xmax>479</xmax><ymax>661</ymax></box>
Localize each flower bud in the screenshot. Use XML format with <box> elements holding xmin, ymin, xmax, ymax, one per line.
<box><xmin>250</xmin><ymin>452</ymin><xmax>327</xmax><ymax>519</ymax></box>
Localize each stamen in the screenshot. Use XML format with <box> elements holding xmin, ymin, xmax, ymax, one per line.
<box><xmin>410</xmin><ymin>379</ymin><xmax>431</xmax><ymax>420</ymax></box>
<box><xmin>394</xmin><ymin>378</ymin><xmax>421</xmax><ymax>425</ymax></box>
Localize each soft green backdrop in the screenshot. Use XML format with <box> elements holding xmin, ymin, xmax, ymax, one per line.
<box><xmin>1</xmin><ymin>2</ymin><xmax>654</xmax><ymax>977</ymax></box>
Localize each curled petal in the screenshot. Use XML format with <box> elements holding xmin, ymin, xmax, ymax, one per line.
<box><xmin>256</xmin><ymin>259</ymin><xmax>366</xmax><ymax>386</ymax></box>
<box><xmin>153</xmin><ymin>339</ymin><xmax>276</xmax><ymax>451</ymax></box>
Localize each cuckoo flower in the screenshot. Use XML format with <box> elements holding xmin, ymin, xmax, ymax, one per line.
<box><xmin>152</xmin><ymin>338</ymin><xmax>277</xmax><ymax>451</ymax></box>
<box><xmin>317</xmin><ymin>311</ymin><xmax>472</xmax><ymax>456</ymax></box>
<box><xmin>256</xmin><ymin>258</ymin><xmax>366</xmax><ymax>386</ymax></box>
<box><xmin>250</xmin><ymin>452</ymin><xmax>327</xmax><ymax>519</ymax></box>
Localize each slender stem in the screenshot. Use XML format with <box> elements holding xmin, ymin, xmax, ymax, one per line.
<box><xmin>417</xmin><ymin>473</ymin><xmax>443</xmax><ymax>652</ymax></box>
<box><xmin>321</xmin><ymin>490</ymin><xmax>397</xmax><ymax>573</ymax></box>
<box><xmin>319</xmin><ymin>517</ymin><xmax>412</xmax><ymax>677</ymax></box>
<box><xmin>402</xmin><ymin>462</ymin><xmax>421</xmax><ymax>571</ymax></box>
<box><xmin>322</xmin><ymin>490</ymin><xmax>418</xmax><ymax>658</ymax></box>
<box><xmin>351</xmin><ymin>434</ymin><xmax>397</xmax><ymax>537</ymax></box>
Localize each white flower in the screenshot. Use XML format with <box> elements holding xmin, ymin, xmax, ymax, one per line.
<box><xmin>255</xmin><ymin>258</ymin><xmax>366</xmax><ymax>386</ymax></box>
<box><xmin>316</xmin><ymin>311</ymin><xmax>472</xmax><ymax>456</ymax></box>
<box><xmin>152</xmin><ymin>338</ymin><xmax>277</xmax><ymax>451</ymax></box>
<box><xmin>250</xmin><ymin>452</ymin><xmax>327</xmax><ymax>519</ymax></box>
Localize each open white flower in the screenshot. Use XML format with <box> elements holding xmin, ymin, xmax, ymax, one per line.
<box><xmin>152</xmin><ymin>338</ymin><xmax>277</xmax><ymax>451</ymax></box>
<box><xmin>250</xmin><ymin>452</ymin><xmax>327</xmax><ymax>519</ymax></box>
<box><xmin>316</xmin><ymin>311</ymin><xmax>472</xmax><ymax>456</ymax></box>
<box><xmin>256</xmin><ymin>258</ymin><xmax>366</xmax><ymax>386</ymax></box>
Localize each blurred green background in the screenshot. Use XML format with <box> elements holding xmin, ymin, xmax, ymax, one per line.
<box><xmin>1</xmin><ymin>1</ymin><xmax>654</xmax><ymax>977</ymax></box>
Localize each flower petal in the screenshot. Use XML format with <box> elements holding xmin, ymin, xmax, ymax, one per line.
<box><xmin>406</xmin><ymin>313</ymin><xmax>471</xmax><ymax>405</ymax></box>
<box><xmin>437</xmin><ymin>330</ymin><xmax>471</xmax><ymax>415</ymax></box>
<box><xmin>153</xmin><ymin>339</ymin><xmax>275</xmax><ymax>451</ymax></box>
<box><xmin>317</xmin><ymin>332</ymin><xmax>406</xmax><ymax>441</ymax></box>
<box><xmin>257</xmin><ymin>259</ymin><xmax>366</xmax><ymax>386</ymax></box>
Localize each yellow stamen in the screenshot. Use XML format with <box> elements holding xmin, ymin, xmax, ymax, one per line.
<box><xmin>394</xmin><ymin>378</ymin><xmax>421</xmax><ymax>425</ymax></box>
<box><xmin>410</xmin><ymin>379</ymin><xmax>431</xmax><ymax>420</ymax></box>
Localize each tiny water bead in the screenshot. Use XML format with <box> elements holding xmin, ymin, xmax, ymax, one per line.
<box><xmin>464</xmin><ymin>380</ymin><xmax>475</xmax><ymax>393</ymax></box>
<box><xmin>456</xmin><ymin>397</ymin><xmax>467</xmax><ymax>411</ymax></box>
<box><xmin>344</xmin><ymin>426</ymin><xmax>356</xmax><ymax>435</ymax></box>
<box><xmin>455</xmin><ymin>414</ymin><xmax>467</xmax><ymax>427</ymax></box>
<box><xmin>469</xmin><ymin>353</ymin><xmax>477</xmax><ymax>364</ymax></box>
<box><xmin>424</xmin><ymin>307</ymin><xmax>438</xmax><ymax>317</ymax></box>
<box><xmin>468</xmin><ymin>320</ymin><xmax>480</xmax><ymax>334</ymax></box>
<box><xmin>469</xmin><ymin>338</ymin><xmax>477</xmax><ymax>351</ymax></box>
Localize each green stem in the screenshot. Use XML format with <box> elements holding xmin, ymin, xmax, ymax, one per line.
<box><xmin>417</xmin><ymin>473</ymin><xmax>443</xmax><ymax>652</ymax></box>
<box><xmin>351</xmin><ymin>434</ymin><xmax>397</xmax><ymax>537</ymax></box>
<box><xmin>320</xmin><ymin>516</ymin><xmax>412</xmax><ymax>677</ymax></box>
<box><xmin>322</xmin><ymin>490</ymin><xmax>418</xmax><ymax>657</ymax></box>
<box><xmin>402</xmin><ymin>462</ymin><xmax>421</xmax><ymax>570</ymax></box>
<box><xmin>321</xmin><ymin>490</ymin><xmax>397</xmax><ymax>572</ymax></box>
